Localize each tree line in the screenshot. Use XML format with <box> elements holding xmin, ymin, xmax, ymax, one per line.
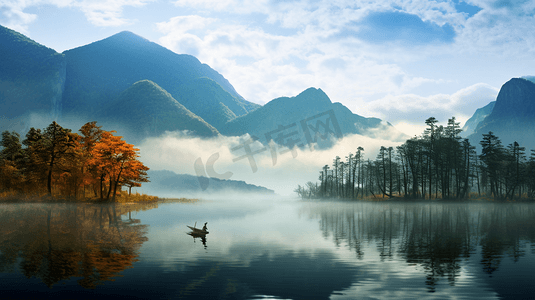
<box><xmin>0</xmin><ymin>121</ymin><xmax>149</xmax><ymax>201</ymax></box>
<box><xmin>295</xmin><ymin>117</ymin><xmax>535</xmax><ymax>201</ymax></box>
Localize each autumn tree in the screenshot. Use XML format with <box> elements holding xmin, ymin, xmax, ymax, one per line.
<box><xmin>79</xmin><ymin>121</ymin><xmax>103</xmax><ymax>197</ymax></box>
<box><xmin>89</xmin><ymin>130</ymin><xmax>149</xmax><ymax>201</ymax></box>
<box><xmin>121</xmin><ymin>160</ymin><xmax>150</xmax><ymax>195</ymax></box>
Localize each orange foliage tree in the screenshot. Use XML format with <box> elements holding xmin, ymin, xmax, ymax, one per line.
<box><xmin>88</xmin><ymin>130</ymin><xmax>149</xmax><ymax>201</ymax></box>
<box><xmin>0</xmin><ymin>121</ymin><xmax>150</xmax><ymax>200</ymax></box>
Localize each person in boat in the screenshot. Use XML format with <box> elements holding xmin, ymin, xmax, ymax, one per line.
<box><xmin>202</xmin><ymin>222</ymin><xmax>208</xmax><ymax>231</ymax></box>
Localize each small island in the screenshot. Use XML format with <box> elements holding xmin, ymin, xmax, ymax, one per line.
<box><xmin>0</xmin><ymin>121</ymin><xmax>157</xmax><ymax>203</ymax></box>
<box><xmin>296</xmin><ymin>117</ymin><xmax>535</xmax><ymax>202</ymax></box>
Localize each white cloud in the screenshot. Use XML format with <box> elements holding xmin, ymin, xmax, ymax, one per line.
<box><xmin>173</xmin><ymin>0</ymin><xmax>240</xmax><ymax>12</ymax></box>
<box><xmin>366</xmin><ymin>83</ymin><xmax>499</xmax><ymax>136</ymax></box>
<box><xmin>0</xmin><ymin>1</ymin><xmax>40</xmax><ymax>34</ymax></box>
<box><xmin>0</xmin><ymin>0</ymin><xmax>153</xmax><ymax>31</ymax></box>
<box><xmin>72</xmin><ymin>0</ymin><xmax>154</xmax><ymax>27</ymax></box>
<box><xmin>155</xmin><ymin>1</ymin><xmax>527</xmax><ymax>114</ymax></box>
<box><xmin>156</xmin><ymin>10</ymin><xmax>444</xmax><ymax>108</ymax></box>
<box><xmin>2</xmin><ymin>0</ymin><xmax>532</xmax><ymax>152</ymax></box>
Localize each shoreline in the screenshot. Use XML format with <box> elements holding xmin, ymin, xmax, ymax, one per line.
<box><xmin>0</xmin><ymin>191</ymin><xmax>198</xmax><ymax>204</ymax></box>
<box><xmin>300</xmin><ymin>196</ymin><xmax>535</xmax><ymax>203</ymax></box>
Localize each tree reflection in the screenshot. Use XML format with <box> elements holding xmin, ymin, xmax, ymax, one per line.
<box><xmin>0</xmin><ymin>203</ymin><xmax>152</xmax><ymax>288</ymax></box>
<box><xmin>305</xmin><ymin>202</ymin><xmax>535</xmax><ymax>292</ymax></box>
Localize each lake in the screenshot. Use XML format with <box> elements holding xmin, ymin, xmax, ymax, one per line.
<box><xmin>1</xmin><ymin>198</ymin><xmax>534</xmax><ymax>299</ymax></box>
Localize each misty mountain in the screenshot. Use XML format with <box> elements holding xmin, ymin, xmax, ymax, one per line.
<box><xmin>461</xmin><ymin>101</ymin><xmax>495</xmax><ymax>137</ymax></box>
<box><xmin>101</xmin><ymin>80</ymin><xmax>219</xmax><ymax>143</ymax></box>
<box><xmin>61</xmin><ymin>31</ymin><xmax>259</xmax><ymax>123</ymax></box>
<box><xmin>1</xmin><ymin>26</ymin><xmax>406</xmax><ymax>152</ymax></box>
<box><xmin>470</xmin><ymin>78</ymin><xmax>535</xmax><ymax>149</ymax></box>
<box><xmin>220</xmin><ymin>88</ymin><xmax>408</xmax><ymax>148</ymax></box>
<box><xmin>142</xmin><ymin>170</ymin><xmax>275</xmax><ymax>197</ymax></box>
<box><xmin>0</xmin><ymin>25</ymin><xmax>65</xmax><ymax>128</ymax></box>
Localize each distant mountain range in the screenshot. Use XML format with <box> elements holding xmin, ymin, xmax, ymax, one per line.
<box><xmin>0</xmin><ymin>25</ymin><xmax>406</xmax><ymax>146</ymax></box>
<box><xmin>467</xmin><ymin>77</ymin><xmax>535</xmax><ymax>149</ymax></box>
<box><xmin>221</xmin><ymin>87</ymin><xmax>408</xmax><ymax>148</ymax></box>
<box><xmin>0</xmin><ymin>25</ymin><xmax>412</xmax><ymax>195</ymax></box>
<box><xmin>8</xmin><ymin>25</ymin><xmax>535</xmax><ymax>193</ymax></box>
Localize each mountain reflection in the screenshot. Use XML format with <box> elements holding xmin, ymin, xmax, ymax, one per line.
<box><xmin>0</xmin><ymin>203</ymin><xmax>152</xmax><ymax>289</ymax></box>
<box><xmin>304</xmin><ymin>202</ymin><xmax>535</xmax><ymax>292</ymax></box>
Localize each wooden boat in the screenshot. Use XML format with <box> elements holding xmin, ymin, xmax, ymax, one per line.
<box><xmin>187</xmin><ymin>222</ymin><xmax>209</xmax><ymax>234</ymax></box>
<box><xmin>187</xmin><ymin>226</ymin><xmax>209</xmax><ymax>234</ymax></box>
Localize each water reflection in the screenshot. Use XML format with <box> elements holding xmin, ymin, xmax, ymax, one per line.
<box><xmin>187</xmin><ymin>232</ymin><xmax>208</xmax><ymax>248</ymax></box>
<box><xmin>304</xmin><ymin>202</ymin><xmax>535</xmax><ymax>293</ymax></box>
<box><xmin>2</xmin><ymin>200</ymin><xmax>535</xmax><ymax>299</ymax></box>
<box><xmin>0</xmin><ymin>203</ymin><xmax>152</xmax><ymax>289</ymax></box>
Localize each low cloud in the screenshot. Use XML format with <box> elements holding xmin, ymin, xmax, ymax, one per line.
<box><xmin>138</xmin><ymin>131</ymin><xmax>403</xmax><ymax>197</ymax></box>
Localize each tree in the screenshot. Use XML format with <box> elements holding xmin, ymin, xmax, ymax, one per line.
<box><xmin>424</xmin><ymin>117</ymin><xmax>438</xmax><ymax>199</ymax></box>
<box><xmin>528</xmin><ymin>150</ymin><xmax>535</xmax><ymax>198</ymax></box>
<box><xmin>89</xmin><ymin>131</ymin><xmax>149</xmax><ymax>201</ymax></box>
<box><xmin>295</xmin><ymin>118</ymin><xmax>535</xmax><ymax>202</ymax></box>
<box><xmin>0</xmin><ymin>131</ymin><xmax>24</xmax><ymax>191</ymax></box>
<box><xmin>333</xmin><ymin>156</ymin><xmax>340</xmax><ymax>198</ymax></box>
<box><xmin>505</xmin><ymin>141</ymin><xmax>525</xmax><ymax>200</ymax></box>
<box><xmin>1</xmin><ymin>131</ymin><xmax>22</xmax><ymax>162</ymax></box>
<box><xmin>21</xmin><ymin>127</ymin><xmax>47</xmax><ymax>191</ymax></box>
<box><xmin>44</xmin><ymin>122</ymin><xmax>78</xmax><ymax>195</ymax></box>
<box><xmin>121</xmin><ymin>160</ymin><xmax>150</xmax><ymax>195</ymax></box>
<box><xmin>479</xmin><ymin>132</ymin><xmax>505</xmax><ymax>200</ymax></box>
<box><xmin>353</xmin><ymin>147</ymin><xmax>364</xmax><ymax>199</ymax></box>
<box><xmin>79</xmin><ymin>121</ymin><xmax>103</xmax><ymax>197</ymax></box>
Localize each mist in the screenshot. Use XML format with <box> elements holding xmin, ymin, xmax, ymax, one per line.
<box><xmin>138</xmin><ymin>130</ymin><xmax>403</xmax><ymax>197</ymax></box>
<box><xmin>1</xmin><ymin>114</ymin><xmax>404</xmax><ymax>197</ymax></box>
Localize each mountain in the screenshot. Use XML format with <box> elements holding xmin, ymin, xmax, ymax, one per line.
<box><xmin>101</xmin><ymin>80</ymin><xmax>219</xmax><ymax>143</ymax></box>
<box><xmin>142</xmin><ymin>170</ymin><xmax>275</xmax><ymax>197</ymax></box>
<box><xmin>1</xmin><ymin>26</ymin><xmax>405</xmax><ymax>151</ymax></box>
<box><xmin>470</xmin><ymin>78</ymin><xmax>535</xmax><ymax>149</ymax></box>
<box><xmin>220</xmin><ymin>88</ymin><xmax>408</xmax><ymax>148</ymax></box>
<box><xmin>0</xmin><ymin>25</ymin><xmax>65</xmax><ymax>129</ymax></box>
<box><xmin>61</xmin><ymin>31</ymin><xmax>259</xmax><ymax>123</ymax></box>
<box><xmin>176</xmin><ymin>77</ymin><xmax>239</xmax><ymax>129</ymax></box>
<box><xmin>521</xmin><ymin>75</ymin><xmax>535</xmax><ymax>84</ymax></box>
<box><xmin>461</xmin><ymin>101</ymin><xmax>495</xmax><ymax>137</ymax></box>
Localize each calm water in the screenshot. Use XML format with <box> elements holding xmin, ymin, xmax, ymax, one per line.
<box><xmin>1</xmin><ymin>198</ymin><xmax>535</xmax><ymax>299</ymax></box>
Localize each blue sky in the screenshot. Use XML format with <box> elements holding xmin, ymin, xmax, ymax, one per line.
<box><xmin>2</xmin><ymin>0</ymin><xmax>535</xmax><ymax>135</ymax></box>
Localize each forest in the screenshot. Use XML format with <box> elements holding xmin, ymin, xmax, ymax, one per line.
<box><xmin>295</xmin><ymin>117</ymin><xmax>535</xmax><ymax>201</ymax></box>
<box><xmin>0</xmin><ymin>121</ymin><xmax>149</xmax><ymax>201</ymax></box>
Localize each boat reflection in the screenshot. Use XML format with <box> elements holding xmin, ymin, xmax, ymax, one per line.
<box><xmin>187</xmin><ymin>231</ymin><xmax>208</xmax><ymax>248</ymax></box>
